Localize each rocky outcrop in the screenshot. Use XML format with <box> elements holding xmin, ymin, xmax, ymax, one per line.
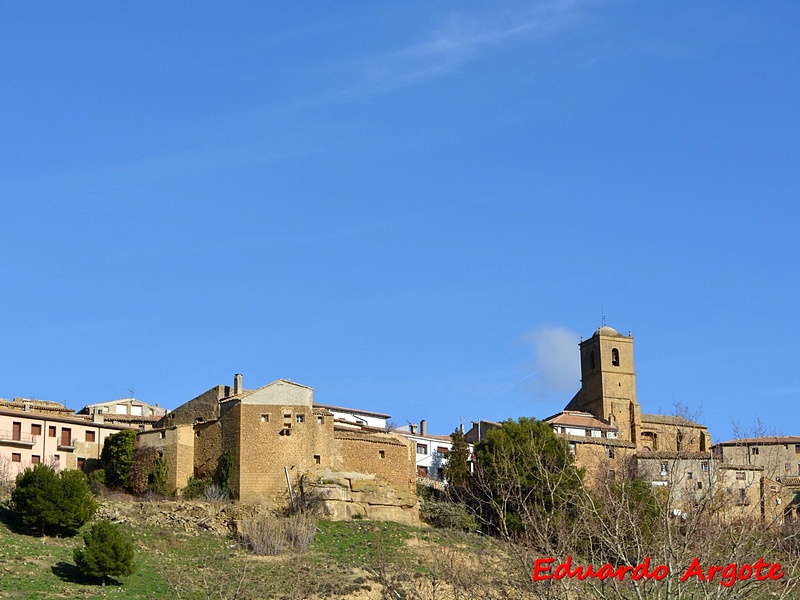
<box><xmin>301</xmin><ymin>471</ymin><xmax>419</xmax><ymax>526</ymax></box>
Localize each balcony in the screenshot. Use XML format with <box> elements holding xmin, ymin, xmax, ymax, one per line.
<box><xmin>0</xmin><ymin>430</ymin><xmax>36</xmax><ymax>447</ymax></box>
<box><xmin>57</xmin><ymin>438</ymin><xmax>78</xmax><ymax>451</ymax></box>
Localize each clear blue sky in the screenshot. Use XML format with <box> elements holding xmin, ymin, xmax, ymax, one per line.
<box><xmin>2</xmin><ymin>2</ymin><xmax>798</xmax><ymax>443</ymax></box>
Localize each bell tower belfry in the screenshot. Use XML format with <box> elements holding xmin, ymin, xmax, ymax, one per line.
<box><xmin>564</xmin><ymin>326</ymin><xmax>641</xmax><ymax>444</ymax></box>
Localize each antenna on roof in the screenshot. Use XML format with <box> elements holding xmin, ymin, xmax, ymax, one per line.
<box><xmin>127</xmin><ymin>388</ymin><xmax>135</xmax><ymax>398</ymax></box>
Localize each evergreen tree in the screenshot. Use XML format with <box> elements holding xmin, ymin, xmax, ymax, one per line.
<box><xmin>442</xmin><ymin>428</ymin><xmax>470</xmax><ymax>487</ymax></box>
<box><xmin>11</xmin><ymin>464</ymin><xmax>97</xmax><ymax>536</ymax></box>
<box><xmin>74</xmin><ymin>519</ymin><xmax>136</xmax><ymax>584</ymax></box>
<box><xmin>470</xmin><ymin>417</ymin><xmax>583</xmax><ymax>536</ymax></box>
<box><xmin>101</xmin><ymin>429</ymin><xmax>137</xmax><ymax>490</ymax></box>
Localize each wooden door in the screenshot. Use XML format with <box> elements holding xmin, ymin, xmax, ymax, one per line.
<box><xmin>61</xmin><ymin>428</ymin><xmax>72</xmax><ymax>446</ymax></box>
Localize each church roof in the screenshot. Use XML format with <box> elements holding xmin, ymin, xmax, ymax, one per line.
<box><xmin>596</xmin><ymin>325</ymin><xmax>622</xmax><ymax>336</ymax></box>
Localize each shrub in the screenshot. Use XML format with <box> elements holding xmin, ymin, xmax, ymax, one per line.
<box><xmin>11</xmin><ymin>464</ymin><xmax>97</xmax><ymax>536</ymax></box>
<box><xmin>74</xmin><ymin>519</ymin><xmax>136</xmax><ymax>583</ymax></box>
<box><xmin>421</xmin><ymin>500</ymin><xmax>478</xmax><ymax>532</ymax></box>
<box><xmin>150</xmin><ymin>456</ymin><xmax>169</xmax><ymax>496</ymax></box>
<box><xmin>127</xmin><ymin>446</ymin><xmax>159</xmax><ymax>495</ymax></box>
<box><xmin>239</xmin><ymin>513</ymin><xmax>316</xmax><ymax>555</ymax></box>
<box><xmin>203</xmin><ymin>483</ymin><xmax>229</xmax><ymax>501</ymax></box>
<box><xmin>87</xmin><ymin>469</ymin><xmax>106</xmax><ymax>495</ymax></box>
<box><xmin>183</xmin><ymin>476</ymin><xmax>210</xmax><ymax>499</ymax></box>
<box><xmin>101</xmin><ymin>430</ymin><xmax>137</xmax><ymax>490</ymax></box>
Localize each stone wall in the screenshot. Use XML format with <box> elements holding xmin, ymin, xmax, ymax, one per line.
<box><xmin>334</xmin><ymin>431</ymin><xmax>415</xmax><ymax>492</ymax></box>
<box><xmin>301</xmin><ymin>471</ymin><xmax>419</xmax><ymax>525</ymax></box>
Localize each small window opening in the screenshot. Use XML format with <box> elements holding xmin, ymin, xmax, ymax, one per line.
<box><xmin>379</xmin><ymin>450</ymin><xmax>386</xmax><ymax>459</ymax></box>
<box><xmin>160</xmin><ymin>431</ymin><xmax>166</xmax><ymax>439</ymax></box>
<box><xmin>317</xmin><ymin>415</ymin><xmax>325</xmax><ymax>424</ymax></box>
<box><xmin>314</xmin><ymin>454</ymin><xmax>321</xmax><ymax>465</ymax></box>
<box><xmin>261</xmin><ymin>414</ymin><xmax>270</xmax><ymax>423</ymax></box>
<box><xmin>611</xmin><ymin>348</ymin><xmax>620</xmax><ymax>367</ymax></box>
<box><xmin>296</xmin><ymin>414</ymin><xmax>305</xmax><ymax>424</ymax></box>
<box><xmin>687</xmin><ymin>471</ymin><xmax>693</xmax><ymax>479</ymax></box>
<box><xmin>11</xmin><ymin>453</ymin><xmax>21</xmax><ymax>463</ymax></box>
<box><xmin>607</xmin><ymin>448</ymin><xmax>615</xmax><ymax>459</ymax></box>
<box><xmin>701</xmin><ymin>461</ymin><xmax>709</xmax><ymax>472</ymax></box>
<box><xmin>32</xmin><ymin>455</ymin><xmax>41</xmax><ymax>464</ymax></box>
<box><xmin>697</xmin><ymin>481</ymin><xmax>703</xmax><ymax>490</ymax></box>
<box><xmin>48</xmin><ymin>426</ymin><xmax>56</xmax><ymax>437</ymax></box>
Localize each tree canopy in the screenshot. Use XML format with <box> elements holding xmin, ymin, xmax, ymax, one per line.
<box><xmin>470</xmin><ymin>417</ymin><xmax>583</xmax><ymax>536</ymax></box>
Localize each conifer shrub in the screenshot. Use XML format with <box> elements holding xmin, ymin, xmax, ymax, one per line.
<box><xmin>10</xmin><ymin>464</ymin><xmax>97</xmax><ymax>536</ymax></box>
<box><xmin>74</xmin><ymin>519</ymin><xmax>136</xmax><ymax>583</ymax></box>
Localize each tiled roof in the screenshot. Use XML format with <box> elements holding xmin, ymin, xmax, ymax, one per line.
<box><xmin>715</xmin><ymin>436</ymin><xmax>800</xmax><ymax>446</ymax></box>
<box><xmin>559</xmin><ymin>434</ymin><xmax>636</xmax><ymax>449</ymax></box>
<box><xmin>545</xmin><ymin>411</ymin><xmax>617</xmax><ymax>431</ymax></box>
<box><xmin>333</xmin><ymin>429</ymin><xmax>406</xmax><ymax>446</ymax></box>
<box><xmin>641</xmin><ymin>413</ymin><xmax>705</xmax><ymax>428</ymax></box>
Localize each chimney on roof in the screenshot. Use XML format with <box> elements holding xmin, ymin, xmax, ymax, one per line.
<box><xmin>420</xmin><ymin>420</ymin><xmax>427</xmax><ymax>437</ymax></box>
<box><xmin>460</xmin><ymin>423</ymin><xmax>464</xmax><ymax>434</ymax></box>
<box><xmin>409</xmin><ymin>424</ymin><xmax>417</xmax><ymax>434</ymax></box>
<box><xmin>234</xmin><ymin>374</ymin><xmax>243</xmax><ymax>395</ymax></box>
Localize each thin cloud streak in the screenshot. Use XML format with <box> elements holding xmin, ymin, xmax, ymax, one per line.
<box><xmin>334</xmin><ymin>2</ymin><xmax>584</xmax><ymax>98</ymax></box>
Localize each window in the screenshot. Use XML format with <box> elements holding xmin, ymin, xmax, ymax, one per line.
<box><xmin>687</xmin><ymin>472</ymin><xmax>693</xmax><ymax>480</ymax></box>
<box><xmin>12</xmin><ymin>422</ymin><xmax>21</xmax><ymax>441</ymax></box>
<box><xmin>607</xmin><ymin>448</ymin><xmax>615</xmax><ymax>459</ymax></box>
<box><xmin>53</xmin><ymin>454</ymin><xmax>60</xmax><ymax>462</ymax></box>
<box><xmin>31</xmin><ymin>455</ymin><xmax>41</xmax><ymax>464</ymax></box>
<box><xmin>697</xmin><ymin>481</ymin><xmax>703</xmax><ymax>490</ymax></box>
<box><xmin>85</xmin><ymin>431</ymin><xmax>96</xmax><ymax>443</ymax></box>
<box><xmin>736</xmin><ymin>472</ymin><xmax>745</xmax><ymax>481</ymax></box>
<box><xmin>261</xmin><ymin>414</ymin><xmax>270</xmax><ymax>423</ymax></box>
<box><xmin>379</xmin><ymin>450</ymin><xmax>386</xmax><ymax>459</ymax></box>
<box><xmin>11</xmin><ymin>453</ymin><xmax>21</xmax><ymax>462</ymax></box>
<box><xmin>701</xmin><ymin>461</ymin><xmax>709</xmax><ymax>472</ymax></box>
<box><xmin>660</xmin><ymin>461</ymin><xmax>669</xmax><ymax>476</ymax></box>
<box><xmin>796</xmin><ymin>445</ymin><xmax>800</xmax><ymax>454</ymax></box>
<box><xmin>417</xmin><ymin>466</ymin><xmax>429</xmax><ymax>477</ymax></box>
<box><xmin>160</xmin><ymin>431</ymin><xmax>166</xmax><ymax>439</ymax></box>
<box><xmin>284</xmin><ymin>414</ymin><xmax>291</xmax><ymax>420</ymax></box>
<box><xmin>607</xmin><ymin>469</ymin><xmax>616</xmax><ymax>481</ymax></box>
<box><xmin>738</xmin><ymin>489</ymin><xmax>747</xmax><ymax>504</ymax></box>
<box><xmin>131</xmin><ymin>405</ymin><xmax>143</xmax><ymax>416</ymax></box>
<box><xmin>314</xmin><ymin>455</ymin><xmax>321</xmax><ymax>465</ymax></box>
<box><xmin>31</xmin><ymin>424</ymin><xmax>42</xmax><ymax>436</ymax></box>
<box><xmin>317</xmin><ymin>415</ymin><xmax>325</xmax><ymax>425</ymax></box>
<box><xmin>585</xmin><ymin>429</ymin><xmax>592</xmax><ymax>437</ymax></box>
<box><xmin>116</xmin><ymin>404</ymin><xmax>127</xmax><ymax>414</ymax></box>
<box><xmin>416</xmin><ymin>444</ymin><xmax>428</xmax><ymax>455</ymax></box>
<box><xmin>48</xmin><ymin>426</ymin><xmax>56</xmax><ymax>437</ymax></box>
<box><xmin>296</xmin><ymin>414</ymin><xmax>305</xmax><ymax>424</ymax></box>
<box><xmin>612</xmin><ymin>348</ymin><xmax>620</xmax><ymax>366</ymax></box>
<box><xmin>751</xmin><ymin>447</ymin><xmax>759</xmax><ymax>455</ymax></box>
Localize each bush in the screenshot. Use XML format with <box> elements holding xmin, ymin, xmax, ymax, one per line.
<box><xmin>421</xmin><ymin>500</ymin><xmax>478</xmax><ymax>532</ymax></box>
<box><xmin>74</xmin><ymin>519</ymin><xmax>136</xmax><ymax>583</ymax></box>
<box><xmin>11</xmin><ymin>464</ymin><xmax>97</xmax><ymax>536</ymax></box>
<box><xmin>183</xmin><ymin>476</ymin><xmax>210</xmax><ymax>499</ymax></box>
<box><xmin>127</xmin><ymin>446</ymin><xmax>159</xmax><ymax>495</ymax></box>
<box><xmin>239</xmin><ymin>513</ymin><xmax>316</xmax><ymax>555</ymax></box>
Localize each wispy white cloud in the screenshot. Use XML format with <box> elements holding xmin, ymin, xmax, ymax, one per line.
<box><xmin>525</xmin><ymin>325</ymin><xmax>580</xmax><ymax>394</ymax></box>
<box><xmin>335</xmin><ymin>1</ymin><xmax>583</xmax><ymax>98</ymax></box>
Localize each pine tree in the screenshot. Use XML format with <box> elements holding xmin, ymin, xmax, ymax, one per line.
<box><xmin>74</xmin><ymin>520</ymin><xmax>136</xmax><ymax>584</ymax></box>
<box><xmin>11</xmin><ymin>464</ymin><xmax>97</xmax><ymax>536</ymax></box>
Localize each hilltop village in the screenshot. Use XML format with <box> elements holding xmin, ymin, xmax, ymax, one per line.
<box><xmin>2</xmin><ymin>325</ymin><xmax>799</xmax><ymax>524</ymax></box>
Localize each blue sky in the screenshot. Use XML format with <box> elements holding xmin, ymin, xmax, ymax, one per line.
<box><xmin>2</xmin><ymin>2</ymin><xmax>798</xmax><ymax>443</ymax></box>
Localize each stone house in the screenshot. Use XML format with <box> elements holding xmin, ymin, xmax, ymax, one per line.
<box><xmin>138</xmin><ymin>375</ymin><xmax>418</xmax><ymax>521</ymax></box>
